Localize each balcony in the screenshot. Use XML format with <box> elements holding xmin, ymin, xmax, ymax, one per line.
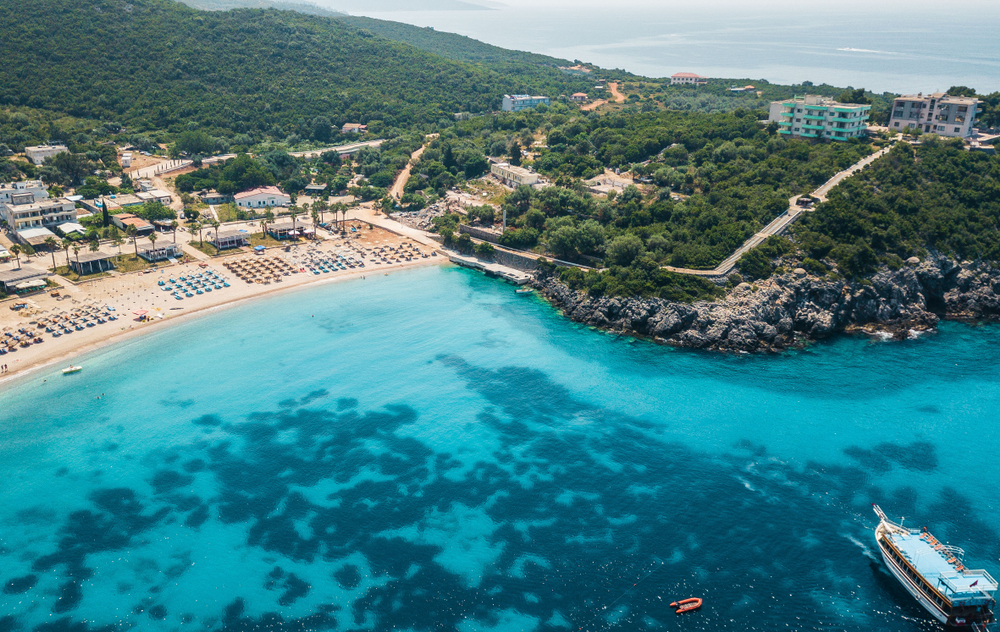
<box><xmin>802</xmin><ymin>124</ymin><xmax>825</xmax><ymax>130</ymax></box>
<box><xmin>803</xmin><ymin>114</ymin><xmax>826</xmax><ymax>121</ymax></box>
<box><xmin>799</xmin><ymin>132</ymin><xmax>818</xmax><ymax>138</ymax></box>
<box><xmin>777</xmin><ymin>121</ymin><xmax>792</xmax><ymax>126</ymax></box>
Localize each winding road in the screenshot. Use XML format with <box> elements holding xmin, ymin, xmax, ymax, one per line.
<box><xmin>663</xmin><ymin>144</ymin><xmax>894</xmax><ymax>277</ymax></box>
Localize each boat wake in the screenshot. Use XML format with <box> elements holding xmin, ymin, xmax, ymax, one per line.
<box><xmin>837</xmin><ymin>47</ymin><xmax>902</xmax><ymax>55</ymax></box>
<box><xmin>847</xmin><ymin>534</ymin><xmax>880</xmax><ymax>562</ymax></box>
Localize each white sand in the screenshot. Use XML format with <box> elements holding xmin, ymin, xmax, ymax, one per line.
<box><xmin>0</xmin><ymin>225</ymin><xmax>442</xmax><ymax>384</ymax></box>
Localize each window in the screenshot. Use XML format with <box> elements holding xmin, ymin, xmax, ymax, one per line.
<box><xmin>795</xmin><ymin>118</ymin><xmax>801</xmax><ymax>122</ymax></box>
<box><xmin>793</xmin><ymin>127</ymin><xmax>800</xmax><ymax>132</ymax></box>
<box><xmin>954</xmin><ymin>127</ymin><xmax>961</xmax><ymax>133</ymax></box>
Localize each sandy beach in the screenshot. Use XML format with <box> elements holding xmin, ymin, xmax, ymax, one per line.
<box><xmin>0</xmin><ymin>223</ymin><xmax>443</xmax><ymax>384</ymax></box>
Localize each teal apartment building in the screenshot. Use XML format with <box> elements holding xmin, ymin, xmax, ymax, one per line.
<box><xmin>768</xmin><ymin>95</ymin><xmax>871</xmax><ymax>141</ymax></box>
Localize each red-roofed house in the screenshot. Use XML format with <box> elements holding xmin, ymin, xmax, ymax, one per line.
<box><xmin>570</xmin><ymin>92</ymin><xmax>589</xmax><ymax>102</ymax></box>
<box><xmin>234</xmin><ymin>186</ymin><xmax>291</xmax><ymax>209</ymax></box>
<box><xmin>670</xmin><ymin>72</ymin><xmax>708</xmax><ymax>86</ymax></box>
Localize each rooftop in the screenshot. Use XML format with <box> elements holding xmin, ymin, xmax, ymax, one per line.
<box><xmin>889</xmin><ymin>530</ymin><xmax>998</xmax><ymax>600</ymax></box>
<box><xmin>0</xmin><ymin>266</ymin><xmax>48</xmax><ymax>284</ymax></box>
<box><xmin>672</xmin><ymin>72</ymin><xmax>705</xmax><ymax>78</ymax></box>
<box><xmin>896</xmin><ymin>92</ymin><xmax>980</xmax><ymax>105</ymax></box>
<box><xmin>234</xmin><ymin>186</ymin><xmax>286</xmax><ymax>200</ymax></box>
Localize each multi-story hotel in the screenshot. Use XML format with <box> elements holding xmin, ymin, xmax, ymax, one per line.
<box><xmin>768</xmin><ymin>95</ymin><xmax>871</xmax><ymax>141</ymax></box>
<box><xmin>501</xmin><ymin>95</ymin><xmax>550</xmax><ymax>112</ymax></box>
<box><xmin>888</xmin><ymin>92</ymin><xmax>981</xmax><ymax>138</ymax></box>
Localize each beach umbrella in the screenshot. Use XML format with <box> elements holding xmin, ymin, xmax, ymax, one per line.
<box><xmin>133</xmin><ymin>310</ymin><xmax>148</xmax><ymax>316</ymax></box>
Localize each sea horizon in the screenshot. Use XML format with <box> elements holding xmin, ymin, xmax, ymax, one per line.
<box><xmin>331</xmin><ymin>5</ymin><xmax>1000</xmax><ymax>95</ymax></box>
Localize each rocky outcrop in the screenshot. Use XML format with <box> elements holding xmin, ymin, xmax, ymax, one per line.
<box><xmin>533</xmin><ymin>256</ymin><xmax>1000</xmax><ymax>352</ymax></box>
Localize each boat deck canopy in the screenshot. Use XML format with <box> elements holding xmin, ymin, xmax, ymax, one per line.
<box><xmin>889</xmin><ymin>531</ymin><xmax>998</xmax><ymax>599</ymax></box>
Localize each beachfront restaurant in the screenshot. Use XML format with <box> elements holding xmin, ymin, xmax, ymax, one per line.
<box><xmin>0</xmin><ymin>266</ymin><xmax>49</xmax><ymax>295</ymax></box>
<box><xmin>69</xmin><ymin>251</ymin><xmax>115</xmax><ymax>276</ymax></box>
<box><xmin>210</xmin><ymin>230</ymin><xmax>250</xmax><ymax>250</ymax></box>
<box><xmin>15</xmin><ymin>226</ymin><xmax>58</xmax><ymax>248</ymax></box>
<box><xmin>138</xmin><ymin>242</ymin><xmax>182</xmax><ymax>262</ymax></box>
<box><xmin>267</xmin><ymin>222</ymin><xmax>298</xmax><ymax>240</ymax></box>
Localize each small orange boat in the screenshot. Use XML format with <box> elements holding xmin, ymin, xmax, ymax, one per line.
<box><xmin>670</xmin><ymin>598</ymin><xmax>703</xmax><ymax>614</ymax></box>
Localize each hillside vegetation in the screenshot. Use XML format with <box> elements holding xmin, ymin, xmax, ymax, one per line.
<box><xmin>0</xmin><ymin>0</ymin><xmax>591</xmax><ymax>142</ymax></box>
<box><xmin>792</xmin><ymin>140</ymin><xmax>1000</xmax><ymax>276</ymax></box>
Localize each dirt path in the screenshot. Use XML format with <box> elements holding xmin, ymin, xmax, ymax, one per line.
<box><xmin>580</xmin><ymin>99</ymin><xmax>607</xmax><ymax>112</ymax></box>
<box><xmin>389</xmin><ymin>145</ymin><xmax>427</xmax><ymax>200</ymax></box>
<box><xmin>608</xmin><ymin>82</ymin><xmax>626</xmax><ymax>103</ymax></box>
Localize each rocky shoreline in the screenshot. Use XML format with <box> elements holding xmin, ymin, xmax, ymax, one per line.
<box><xmin>532</xmin><ymin>256</ymin><xmax>1000</xmax><ymax>352</ymax></box>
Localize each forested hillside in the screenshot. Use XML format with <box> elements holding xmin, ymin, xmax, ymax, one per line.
<box><xmin>336</xmin><ymin>16</ymin><xmax>570</xmax><ymax>66</ymax></box>
<box><xmin>0</xmin><ymin>0</ymin><xmax>591</xmax><ymax>142</ymax></box>
<box><xmin>792</xmin><ymin>140</ymin><xmax>1000</xmax><ymax>276</ymax></box>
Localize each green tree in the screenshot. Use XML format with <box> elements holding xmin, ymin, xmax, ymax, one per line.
<box><xmin>125</xmin><ymin>224</ymin><xmax>139</xmax><ymax>257</ymax></box>
<box><xmin>605</xmin><ymin>234</ymin><xmax>644</xmax><ymax>267</ymax></box>
<box><xmin>9</xmin><ymin>244</ymin><xmax>21</xmax><ymax>268</ymax></box>
<box><xmin>44</xmin><ymin>236</ymin><xmax>57</xmax><ymax>270</ymax></box>
<box><xmin>61</xmin><ymin>238</ymin><xmax>72</xmax><ymax>266</ymax></box>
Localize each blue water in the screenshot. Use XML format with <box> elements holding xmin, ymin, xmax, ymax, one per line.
<box><xmin>2</xmin><ymin>265</ymin><xmax>1000</xmax><ymax>631</ymax></box>
<box><xmin>335</xmin><ymin>5</ymin><xmax>1000</xmax><ymax>95</ymax></box>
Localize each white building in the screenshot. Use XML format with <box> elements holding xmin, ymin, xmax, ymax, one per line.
<box><xmin>670</xmin><ymin>73</ymin><xmax>708</xmax><ymax>86</ymax></box>
<box><xmin>136</xmin><ymin>189</ymin><xmax>172</xmax><ymax>205</ymax></box>
<box><xmin>501</xmin><ymin>95</ymin><xmax>551</xmax><ymax>112</ymax></box>
<box><xmin>768</xmin><ymin>95</ymin><xmax>871</xmax><ymax>142</ymax></box>
<box><xmin>121</xmin><ymin>152</ymin><xmax>133</xmax><ymax>168</ymax></box>
<box><xmin>24</xmin><ymin>144</ymin><xmax>68</xmax><ymax>165</ymax></box>
<box><xmin>2</xmin><ymin>197</ymin><xmax>76</xmax><ymax>232</ymax></box>
<box><xmin>0</xmin><ymin>180</ymin><xmax>48</xmax><ymax>206</ymax></box>
<box><xmin>491</xmin><ymin>163</ymin><xmax>539</xmax><ymax>187</ymax></box>
<box><xmin>234</xmin><ymin>185</ymin><xmax>291</xmax><ymax>209</ymax></box>
<box><xmin>888</xmin><ymin>92</ymin><xmax>982</xmax><ymax>138</ymax></box>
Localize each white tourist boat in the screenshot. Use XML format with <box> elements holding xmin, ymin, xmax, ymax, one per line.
<box><xmin>874</xmin><ymin>505</ymin><xmax>997</xmax><ymax>629</ymax></box>
<box><xmin>62</xmin><ymin>365</ymin><xmax>82</xmax><ymax>374</ymax></box>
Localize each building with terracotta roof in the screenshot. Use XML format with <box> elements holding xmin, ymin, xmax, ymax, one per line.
<box><xmin>111</xmin><ymin>213</ymin><xmax>154</xmax><ymax>236</ymax></box>
<box><xmin>570</xmin><ymin>93</ymin><xmax>589</xmax><ymax>102</ymax></box>
<box><xmin>670</xmin><ymin>72</ymin><xmax>708</xmax><ymax>86</ymax></box>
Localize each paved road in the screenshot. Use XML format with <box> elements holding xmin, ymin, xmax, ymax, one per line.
<box><xmin>663</xmin><ymin>144</ymin><xmax>893</xmax><ymax>277</ymax></box>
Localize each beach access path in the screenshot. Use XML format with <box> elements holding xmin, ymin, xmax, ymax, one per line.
<box><xmin>663</xmin><ymin>144</ymin><xmax>893</xmax><ymax>278</ymax></box>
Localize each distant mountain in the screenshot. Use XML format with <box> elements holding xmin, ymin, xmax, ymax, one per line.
<box><xmin>0</xmin><ymin>0</ymin><xmax>592</xmax><ymax>138</ymax></box>
<box><xmin>330</xmin><ymin>0</ymin><xmax>492</xmax><ymax>11</ymax></box>
<box><xmin>337</xmin><ymin>16</ymin><xmax>568</xmax><ymax>66</ymax></box>
<box><xmin>182</xmin><ymin>0</ymin><xmax>344</xmax><ymax>16</ymax></box>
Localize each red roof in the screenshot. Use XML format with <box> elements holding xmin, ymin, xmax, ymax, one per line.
<box><xmin>572</xmin><ymin>92</ymin><xmax>588</xmax><ymax>97</ymax></box>
<box><xmin>672</xmin><ymin>72</ymin><xmax>705</xmax><ymax>78</ymax></box>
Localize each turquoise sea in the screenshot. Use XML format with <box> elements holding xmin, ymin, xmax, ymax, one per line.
<box><xmin>2</xmin><ymin>265</ymin><xmax>999</xmax><ymax>631</ymax></box>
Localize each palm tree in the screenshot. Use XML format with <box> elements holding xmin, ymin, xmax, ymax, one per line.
<box><xmin>72</xmin><ymin>244</ymin><xmax>81</xmax><ymax>271</ymax></box>
<box><xmin>148</xmin><ymin>232</ymin><xmax>158</xmax><ymax>261</ymax></box>
<box><xmin>112</xmin><ymin>233</ymin><xmax>124</xmax><ymax>255</ymax></box>
<box><xmin>311</xmin><ymin>209</ymin><xmax>319</xmax><ymax>233</ymax></box>
<box><xmin>170</xmin><ymin>220</ymin><xmax>179</xmax><ymax>243</ymax></box>
<box><xmin>44</xmin><ymin>236</ymin><xmax>57</xmax><ymax>271</ymax></box>
<box><xmin>263</xmin><ymin>209</ymin><xmax>275</xmax><ymax>239</ymax></box>
<box><xmin>289</xmin><ymin>208</ymin><xmax>298</xmax><ymax>239</ymax></box>
<box><xmin>194</xmin><ymin>221</ymin><xmax>204</xmax><ymax>246</ymax></box>
<box><xmin>211</xmin><ymin>220</ymin><xmax>221</xmax><ymax>254</ymax></box>
<box><xmin>61</xmin><ymin>239</ymin><xmax>72</xmax><ymax>266</ymax></box>
<box><xmin>88</xmin><ymin>239</ymin><xmax>100</xmax><ymax>275</ymax></box>
<box><xmin>125</xmin><ymin>224</ymin><xmax>139</xmax><ymax>258</ymax></box>
<box><xmin>315</xmin><ymin>199</ymin><xmax>328</xmax><ymax>224</ymax></box>
<box><xmin>9</xmin><ymin>244</ymin><xmax>21</xmax><ymax>269</ymax></box>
